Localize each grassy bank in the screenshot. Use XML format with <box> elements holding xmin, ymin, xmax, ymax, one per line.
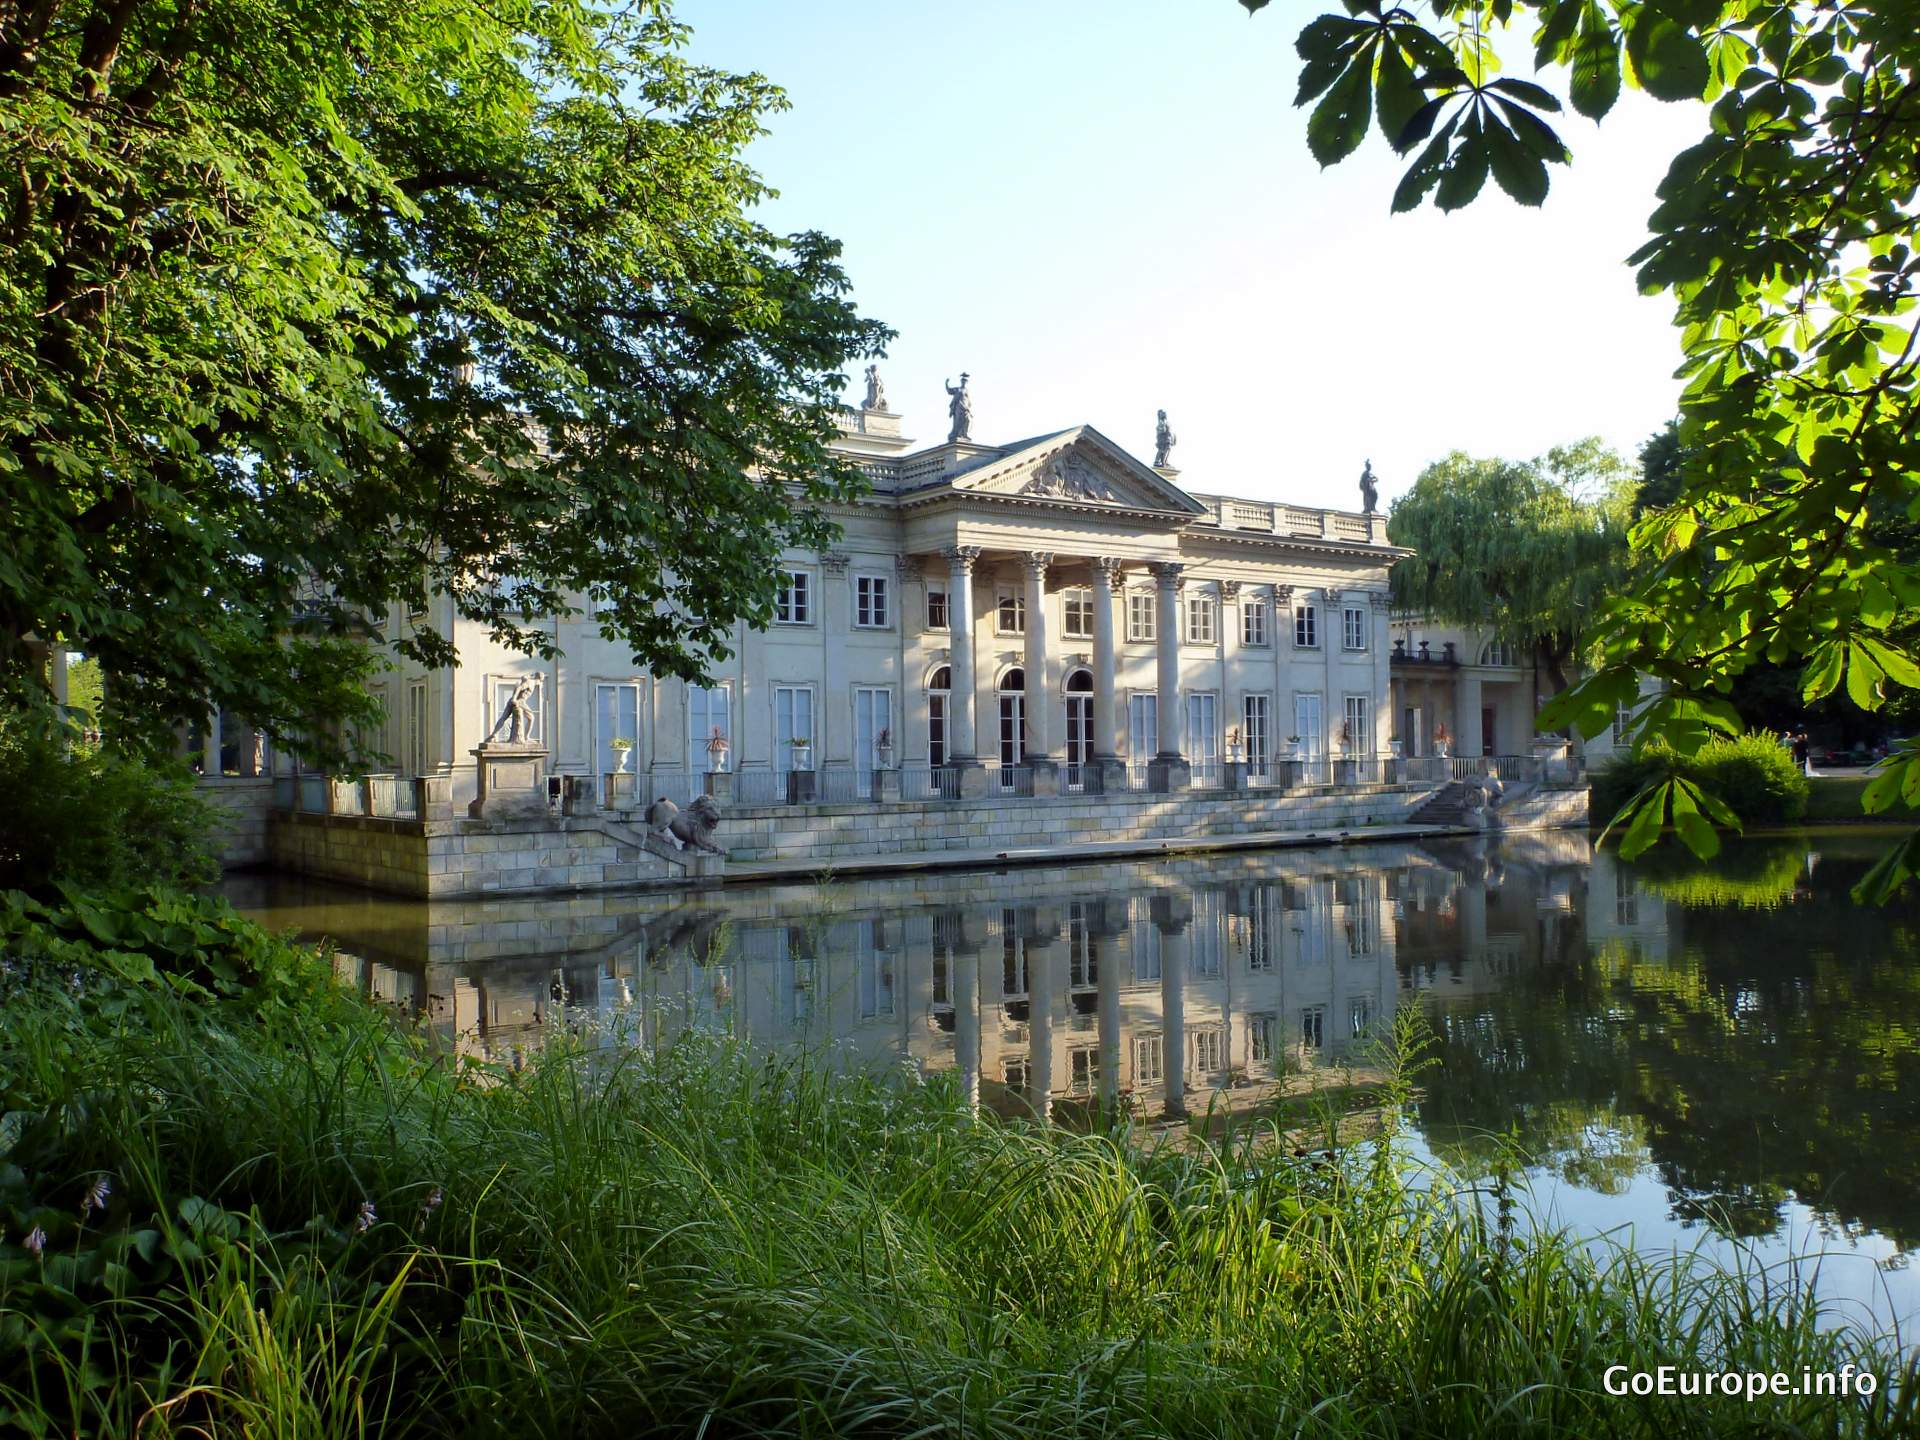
<box><xmin>2</xmin><ymin>890</ymin><xmax>1915</xmax><ymax>1438</ymax></box>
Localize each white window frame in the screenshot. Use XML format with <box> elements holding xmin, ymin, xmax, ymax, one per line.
<box><xmin>854</xmin><ymin>573</ymin><xmax>890</xmax><ymax>629</ymax></box>
<box><xmin>406</xmin><ymin>681</ymin><xmax>428</xmax><ymax>776</ymax></box>
<box><xmin>1613</xmin><ymin>702</ymin><xmax>1632</xmax><ymax>745</ymax></box>
<box><xmin>1134</xmin><ymin>1032</ymin><xmax>1164</xmax><ymax>1084</ymax></box>
<box><xmin>773</xmin><ymin>685</ymin><xmax>816</xmax><ymax>772</ymax></box>
<box><xmin>1343</xmin><ymin>694</ymin><xmax>1370</xmax><ymax>755</ymax></box>
<box><xmin>1062</xmin><ymin>588</ymin><xmax>1093</xmax><ymax>640</ymax></box>
<box><xmin>926</xmin><ymin>587</ymin><xmax>949</xmax><ymax>631</ymax></box>
<box><xmin>488</xmin><ymin>674</ymin><xmax>545</xmax><ymax>745</ymax></box>
<box><xmin>1190</xmin><ymin>1027</ymin><xmax>1226</xmax><ymax>1076</ymax></box>
<box><xmin>594</xmin><ymin>679</ymin><xmax>642</xmax><ymax>781</ymax></box>
<box><xmin>1250</xmin><ymin>1013</ymin><xmax>1278</xmax><ymax>1066</ymax></box>
<box><xmin>1127</xmin><ymin>591</ymin><xmax>1156</xmax><ymax>643</ymax></box>
<box><xmin>853</xmin><ymin>685</ymin><xmax>894</xmax><ymax>794</ymax></box>
<box><xmin>1242</xmin><ymin>693</ymin><xmax>1270</xmax><ymax>769</ymax></box>
<box><xmin>1242</xmin><ymin>597</ymin><xmax>1269</xmax><ymax>647</ymax></box>
<box><xmin>1185</xmin><ymin>593</ymin><xmax>1216</xmax><ymax>646</ymax></box>
<box><xmin>1343</xmin><ymin>605</ymin><xmax>1368</xmax><ymax>651</ymax></box>
<box><xmin>995</xmin><ymin>588</ymin><xmax>1026</xmax><ymax>636</ymax></box>
<box><xmin>1294</xmin><ymin>602</ymin><xmax>1318</xmax><ymax>648</ymax></box>
<box><xmin>775</xmin><ymin>569</ymin><xmax>813</xmax><ymax>626</ymax></box>
<box><xmin>689</xmin><ymin>682</ymin><xmax>732</xmax><ymax>773</ymax></box>
<box><xmin>1128</xmin><ymin>693</ymin><xmax>1158</xmax><ymax>760</ymax></box>
<box><xmin>1301</xmin><ymin>1005</ymin><xmax>1327</xmax><ymax>1051</ymax></box>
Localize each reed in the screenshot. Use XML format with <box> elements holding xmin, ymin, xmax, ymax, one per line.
<box><xmin>1</xmin><ymin>928</ymin><xmax>1913</xmax><ymax>1438</ymax></box>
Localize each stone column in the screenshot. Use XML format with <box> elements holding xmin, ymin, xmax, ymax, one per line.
<box><xmin>1460</xmin><ymin>671</ymin><xmax>1484</xmax><ymax>762</ymax></box>
<box><xmin>952</xmin><ymin>936</ymin><xmax>981</xmax><ymax>1116</ymax></box>
<box><xmin>1090</xmin><ymin>558</ymin><xmax>1126</xmax><ymax>793</ymax></box>
<box><xmin>1158</xmin><ymin>907</ymin><xmax>1190</xmax><ymax>1120</ymax></box>
<box><xmin>1095</xmin><ymin>904</ymin><xmax>1124</xmax><ymax>1113</ymax></box>
<box><xmin>1458</xmin><ymin>876</ymin><xmax>1487</xmax><ymax>965</ymax></box>
<box><xmin>1149</xmin><ymin>562</ymin><xmax>1189</xmax><ymax>791</ymax></box>
<box><xmin>942</xmin><ymin>546</ymin><xmax>985</xmax><ymax>795</ymax></box>
<box><xmin>202</xmin><ymin>707</ymin><xmax>221</xmax><ymax>778</ymax></box>
<box><xmin>1022</xmin><ymin>551</ymin><xmax>1057</xmax><ymax>794</ymax></box>
<box><xmin>1027</xmin><ymin>919</ymin><xmax>1056</xmax><ymax>1125</ymax></box>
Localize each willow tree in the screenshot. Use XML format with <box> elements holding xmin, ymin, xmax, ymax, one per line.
<box><xmin>0</xmin><ymin>0</ymin><xmax>888</xmax><ymax>767</ymax></box>
<box><xmin>1387</xmin><ymin>448</ymin><xmax>1632</xmax><ymax>697</ymax></box>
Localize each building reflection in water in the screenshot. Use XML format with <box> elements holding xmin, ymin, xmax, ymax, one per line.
<box><xmin>239</xmin><ymin>842</ymin><xmax>1429</xmax><ymax>1127</ymax></box>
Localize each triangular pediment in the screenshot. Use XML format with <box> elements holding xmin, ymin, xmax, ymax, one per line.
<box><xmin>949</xmin><ymin>427</ymin><xmax>1208</xmax><ymax>515</ymax></box>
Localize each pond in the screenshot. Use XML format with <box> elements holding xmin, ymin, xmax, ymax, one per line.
<box><xmin>222</xmin><ymin>824</ymin><xmax>1920</xmax><ymax>1337</ymax></box>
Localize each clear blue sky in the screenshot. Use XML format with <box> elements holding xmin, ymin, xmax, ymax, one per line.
<box><xmin>682</xmin><ymin>0</ymin><xmax>1707</xmax><ymax>512</ymax></box>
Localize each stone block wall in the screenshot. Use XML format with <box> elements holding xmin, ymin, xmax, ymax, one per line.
<box><xmin>712</xmin><ymin>785</ymin><xmax>1437</xmax><ymax>866</ymax></box>
<box><xmin>200</xmin><ymin>777</ymin><xmax>275</xmax><ymax>867</ymax></box>
<box><xmin>267</xmin><ymin>812</ymin><xmax>710</xmax><ymax>899</ymax></box>
<box><xmin>1498</xmin><ymin>786</ymin><xmax>1589</xmax><ymax>831</ymax></box>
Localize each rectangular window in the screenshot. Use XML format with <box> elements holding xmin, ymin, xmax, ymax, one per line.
<box><xmin>689</xmin><ymin>683</ymin><xmax>731</xmax><ymax>773</ymax></box>
<box><xmin>1243</xmin><ymin>598</ymin><xmax>1269</xmax><ymax>647</ymax></box>
<box><xmin>1068</xmin><ymin>1046</ymin><xmax>1099</xmax><ymax>1096</ymax></box>
<box><xmin>1002</xmin><ymin>909</ymin><xmax>1028</xmax><ymax>998</ymax></box>
<box><xmin>1004</xmin><ymin>1058</ymin><xmax>1029</xmax><ymax>1094</ymax></box>
<box><xmin>1301</xmin><ymin>1005</ymin><xmax>1326</xmax><ymax>1051</ymax></box>
<box><xmin>774</xmin><ymin>685</ymin><xmax>815</xmax><ymax>772</ymax></box>
<box><xmin>1068</xmin><ymin>902</ymin><xmax>1097</xmax><ymax>989</ymax></box>
<box><xmin>1130</xmin><ymin>900</ymin><xmax>1162</xmax><ymax>984</ymax></box>
<box><xmin>1613</xmin><ymin>702</ymin><xmax>1631</xmax><ymax>745</ymax></box>
<box><xmin>1343</xmin><ymin>695</ymin><xmax>1370</xmax><ymax>754</ymax></box>
<box><xmin>1190</xmin><ymin>886</ymin><xmax>1222</xmax><ymax>977</ymax></box>
<box><xmin>595</xmin><ymin>681</ymin><xmax>640</xmax><ymax>781</ymax></box>
<box><xmin>1248</xmin><ymin>886</ymin><xmax>1277</xmax><ymax>971</ymax></box>
<box><xmin>1242</xmin><ymin>693</ymin><xmax>1269</xmax><ymax>771</ymax></box>
<box><xmin>1346</xmin><ymin>901</ymin><xmax>1376</xmax><ymax>956</ymax></box>
<box><xmin>1350</xmin><ymin>996</ymin><xmax>1372</xmax><ymax>1037</ymax></box>
<box><xmin>996</xmin><ymin>589</ymin><xmax>1025</xmax><ymax>635</ymax></box>
<box><xmin>1127</xmin><ymin>591</ymin><xmax>1156</xmax><ymax>642</ymax></box>
<box><xmin>406</xmin><ymin>682</ymin><xmax>428</xmax><ymax>776</ymax></box>
<box><xmin>1134</xmin><ymin>1032</ymin><xmax>1164</xmax><ymax>1085</ymax></box>
<box><xmin>926</xmin><ymin>588</ymin><xmax>949</xmax><ymax>630</ymax></box>
<box><xmin>1062</xmin><ymin>589</ymin><xmax>1093</xmax><ymax>640</ymax></box>
<box><xmin>775</xmin><ymin>570</ymin><xmax>811</xmax><ymax>625</ymax></box>
<box><xmin>1343</xmin><ymin>605</ymin><xmax>1368</xmax><ymax>650</ymax></box>
<box><xmin>1128</xmin><ymin>694</ymin><xmax>1158</xmax><ymax>761</ymax></box>
<box><xmin>1185</xmin><ymin>594</ymin><xmax>1216</xmax><ymax>645</ymax></box>
<box><xmin>1294</xmin><ymin>602</ymin><xmax>1317</xmax><ymax>647</ymax></box>
<box><xmin>855</xmin><ymin>574</ymin><xmax>889</xmax><ymax>628</ymax></box>
<box><xmin>1249</xmin><ymin>1013</ymin><xmax>1278</xmax><ymax>1065</ymax></box>
<box><xmin>1190</xmin><ymin>1027</ymin><xmax>1225</xmax><ymax>1075</ymax></box>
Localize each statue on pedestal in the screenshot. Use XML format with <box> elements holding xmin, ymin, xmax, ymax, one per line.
<box><xmin>1154</xmin><ymin>409</ymin><xmax>1177</xmax><ymax>469</ymax></box>
<box><xmin>945</xmin><ymin>373</ymin><xmax>972</xmax><ymax>443</ymax></box>
<box><xmin>485</xmin><ymin>676</ymin><xmax>537</xmax><ymax>746</ymax></box>
<box><xmin>1359</xmin><ymin>459</ymin><xmax>1379</xmax><ymax>514</ymax></box>
<box><xmin>863</xmin><ymin>364</ymin><xmax>888</xmax><ymax>411</ymax></box>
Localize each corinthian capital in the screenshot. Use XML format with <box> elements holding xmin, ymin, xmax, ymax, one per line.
<box><xmin>1151</xmin><ymin>560</ymin><xmax>1185</xmax><ymax>590</ymax></box>
<box><xmin>940</xmin><ymin>544</ymin><xmax>982</xmax><ymax>574</ymax></box>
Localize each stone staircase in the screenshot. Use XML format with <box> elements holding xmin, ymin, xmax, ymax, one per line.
<box><xmin>1409</xmin><ymin>778</ymin><xmax>1537</xmax><ymax>829</ymax></box>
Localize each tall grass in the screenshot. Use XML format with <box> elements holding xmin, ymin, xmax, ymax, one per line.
<box><xmin>3</xmin><ymin>971</ymin><xmax>1915</xmax><ymax>1438</ymax></box>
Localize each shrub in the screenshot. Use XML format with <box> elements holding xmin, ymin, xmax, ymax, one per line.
<box><xmin>1592</xmin><ymin>731</ymin><xmax>1808</xmax><ymax>830</ymax></box>
<box><xmin>0</xmin><ymin>718</ymin><xmax>217</xmax><ymax>896</ymax></box>
<box><xmin>1691</xmin><ymin>730</ymin><xmax>1809</xmax><ymax>824</ymax></box>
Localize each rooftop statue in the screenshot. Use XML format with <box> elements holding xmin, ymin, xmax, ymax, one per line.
<box><xmin>1359</xmin><ymin>459</ymin><xmax>1378</xmax><ymax>514</ymax></box>
<box><xmin>863</xmin><ymin>363</ymin><xmax>888</xmax><ymax>411</ymax></box>
<box><xmin>1154</xmin><ymin>409</ymin><xmax>1177</xmax><ymax>469</ymax></box>
<box><xmin>945</xmin><ymin>373</ymin><xmax>972</xmax><ymax>443</ymax></box>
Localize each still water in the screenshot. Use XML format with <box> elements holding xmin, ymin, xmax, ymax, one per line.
<box><xmin>223</xmin><ymin>825</ymin><xmax>1920</xmax><ymax>1336</ymax></box>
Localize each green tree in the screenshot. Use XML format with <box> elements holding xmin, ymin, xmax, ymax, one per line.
<box><xmin>1</xmin><ymin>0</ymin><xmax>887</xmax><ymax>769</ymax></box>
<box><xmin>1387</xmin><ymin>446</ymin><xmax>1631</xmax><ymax>696</ymax></box>
<box><xmin>1242</xmin><ymin>0</ymin><xmax>1919</xmax><ymax>882</ymax></box>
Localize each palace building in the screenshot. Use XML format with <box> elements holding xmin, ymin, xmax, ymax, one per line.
<box><xmin>356</xmin><ymin>379</ymin><xmax>1410</xmax><ymax>810</ymax></box>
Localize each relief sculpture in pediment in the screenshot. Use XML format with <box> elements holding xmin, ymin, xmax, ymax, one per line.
<box><xmin>1019</xmin><ymin>454</ymin><xmax>1121</xmax><ymax>504</ymax></box>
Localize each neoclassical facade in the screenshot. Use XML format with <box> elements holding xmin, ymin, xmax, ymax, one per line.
<box><xmin>353</xmin><ymin>394</ymin><xmax>1408</xmax><ymax>807</ymax></box>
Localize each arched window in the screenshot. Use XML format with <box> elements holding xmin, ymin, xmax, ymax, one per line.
<box><xmin>927</xmin><ymin>667</ymin><xmax>951</xmax><ymax>768</ymax></box>
<box><xmin>1479</xmin><ymin>640</ymin><xmax>1516</xmax><ymax>667</ymax></box>
<box><xmin>1063</xmin><ymin>669</ymin><xmax>1094</xmax><ymax>789</ymax></box>
<box><xmin>998</xmin><ymin>668</ymin><xmax>1025</xmax><ymax>768</ymax></box>
<box><xmin>1065</xmin><ymin>669</ymin><xmax>1093</xmax><ymax>693</ymax></box>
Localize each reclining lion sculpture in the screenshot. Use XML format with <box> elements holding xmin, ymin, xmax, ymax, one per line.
<box><xmin>645</xmin><ymin>794</ymin><xmax>725</xmax><ymax>855</ymax></box>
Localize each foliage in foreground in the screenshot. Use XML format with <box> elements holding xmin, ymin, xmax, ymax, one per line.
<box><xmin>1</xmin><ymin>893</ymin><xmax>1913</xmax><ymax>1437</ymax></box>
<box><xmin>2</xmin><ymin>0</ymin><xmax>888</xmax><ymax>765</ymax></box>
<box><xmin>1248</xmin><ymin>0</ymin><xmax>1920</xmax><ymax>881</ymax></box>
<box><xmin>1594</xmin><ymin>731</ymin><xmax>1811</xmax><ymax>857</ymax></box>
<box><xmin>0</xmin><ymin>719</ymin><xmax>217</xmax><ymax>897</ymax></box>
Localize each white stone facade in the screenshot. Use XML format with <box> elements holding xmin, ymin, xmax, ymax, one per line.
<box><xmin>320</xmin><ymin>401</ymin><xmax>1407</xmax><ymax>808</ymax></box>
